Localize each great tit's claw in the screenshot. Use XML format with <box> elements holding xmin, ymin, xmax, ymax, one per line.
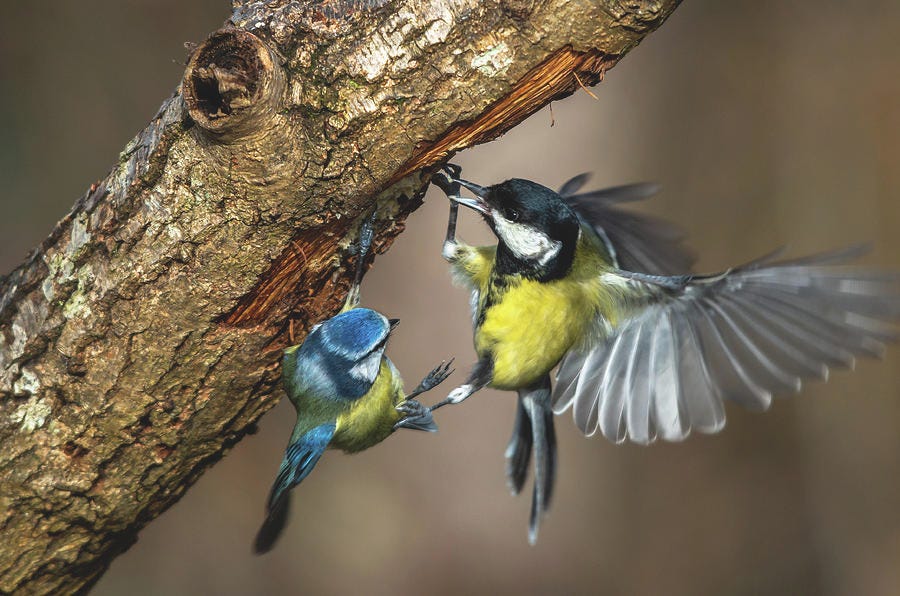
<box><xmin>441</xmin><ymin>163</ymin><xmax>462</xmax><ymax>179</ymax></box>
<box><xmin>432</xmin><ymin>164</ymin><xmax>463</xmax><ymax>195</ymax></box>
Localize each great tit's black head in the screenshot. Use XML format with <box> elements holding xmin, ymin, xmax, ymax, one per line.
<box><xmin>453</xmin><ymin>176</ymin><xmax>580</xmax><ymax>271</ymax></box>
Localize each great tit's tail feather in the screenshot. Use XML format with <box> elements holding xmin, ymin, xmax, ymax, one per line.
<box><xmin>505</xmin><ymin>396</ymin><xmax>533</xmax><ymax>495</ymax></box>
<box><xmin>520</xmin><ymin>378</ymin><xmax>555</xmax><ymax>545</ymax></box>
<box><xmin>253</xmin><ymin>422</ymin><xmax>335</xmax><ymax>554</ymax></box>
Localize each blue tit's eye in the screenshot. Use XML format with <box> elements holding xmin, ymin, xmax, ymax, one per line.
<box><xmin>507</xmin><ymin>208</ymin><xmax>520</xmax><ymax>222</ymax></box>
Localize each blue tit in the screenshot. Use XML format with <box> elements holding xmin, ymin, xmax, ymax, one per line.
<box><xmin>430</xmin><ymin>164</ymin><xmax>900</xmax><ymax>544</ymax></box>
<box><xmin>254</xmin><ymin>214</ymin><xmax>453</xmax><ymax>554</ymax></box>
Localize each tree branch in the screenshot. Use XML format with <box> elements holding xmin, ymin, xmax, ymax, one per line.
<box><xmin>0</xmin><ymin>0</ymin><xmax>680</xmax><ymax>592</ymax></box>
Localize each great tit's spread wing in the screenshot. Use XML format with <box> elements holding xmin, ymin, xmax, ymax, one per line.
<box><xmin>553</xmin><ymin>245</ymin><xmax>900</xmax><ymax>444</ymax></box>
<box><xmin>558</xmin><ymin>176</ymin><xmax>695</xmax><ymax>276</ymax></box>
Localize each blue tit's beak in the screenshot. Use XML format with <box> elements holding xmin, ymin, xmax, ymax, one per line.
<box><xmin>388</xmin><ymin>318</ymin><xmax>400</xmax><ymax>330</ymax></box>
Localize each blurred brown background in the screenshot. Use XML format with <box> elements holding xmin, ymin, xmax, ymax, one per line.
<box><xmin>3</xmin><ymin>2</ymin><xmax>900</xmax><ymax>595</ymax></box>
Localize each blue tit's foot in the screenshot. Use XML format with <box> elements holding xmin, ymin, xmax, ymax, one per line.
<box><xmin>405</xmin><ymin>359</ymin><xmax>454</xmax><ymax>400</ymax></box>
<box><xmin>415</xmin><ymin>359</ymin><xmax>455</xmax><ymax>393</ymax></box>
<box><xmin>394</xmin><ymin>399</ymin><xmax>438</xmax><ymax>432</ymax></box>
<box><xmin>431</xmin><ymin>163</ymin><xmax>463</xmax><ymax>196</ymax></box>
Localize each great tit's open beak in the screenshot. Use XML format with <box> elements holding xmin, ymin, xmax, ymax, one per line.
<box><xmin>449</xmin><ymin>194</ymin><xmax>492</xmax><ymax>218</ymax></box>
<box><xmin>448</xmin><ymin>177</ymin><xmax>492</xmax><ymax>217</ymax></box>
<box><xmin>388</xmin><ymin>318</ymin><xmax>400</xmax><ymax>330</ymax></box>
<box><xmin>456</xmin><ymin>178</ymin><xmax>489</xmax><ymax>198</ymax></box>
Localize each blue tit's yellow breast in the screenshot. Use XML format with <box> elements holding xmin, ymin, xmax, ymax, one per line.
<box><xmin>331</xmin><ymin>358</ymin><xmax>405</xmax><ymax>453</ymax></box>
<box><xmin>476</xmin><ymin>237</ymin><xmax>619</xmax><ymax>390</ymax></box>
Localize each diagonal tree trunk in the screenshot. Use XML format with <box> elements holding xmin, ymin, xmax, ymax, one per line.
<box><xmin>0</xmin><ymin>0</ymin><xmax>680</xmax><ymax>592</ymax></box>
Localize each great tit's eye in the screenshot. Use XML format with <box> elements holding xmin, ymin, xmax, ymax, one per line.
<box><xmin>507</xmin><ymin>208</ymin><xmax>520</xmax><ymax>222</ymax></box>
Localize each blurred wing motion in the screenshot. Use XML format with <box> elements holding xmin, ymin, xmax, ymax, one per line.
<box><xmin>553</xmin><ymin>246</ymin><xmax>900</xmax><ymax>444</ymax></box>
<box><xmin>559</xmin><ymin>174</ymin><xmax>695</xmax><ymax>275</ymax></box>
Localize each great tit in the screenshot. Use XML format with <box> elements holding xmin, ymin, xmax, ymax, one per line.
<box><xmin>254</xmin><ymin>214</ymin><xmax>454</xmax><ymax>554</ymax></box>
<box><xmin>431</xmin><ymin>164</ymin><xmax>900</xmax><ymax>544</ymax></box>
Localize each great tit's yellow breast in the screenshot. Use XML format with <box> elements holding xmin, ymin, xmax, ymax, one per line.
<box><xmin>331</xmin><ymin>358</ymin><xmax>404</xmax><ymax>454</ymax></box>
<box><xmin>476</xmin><ymin>237</ymin><xmax>618</xmax><ymax>390</ymax></box>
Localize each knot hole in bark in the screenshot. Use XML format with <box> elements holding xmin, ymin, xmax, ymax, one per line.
<box><xmin>183</xmin><ymin>29</ymin><xmax>284</xmax><ymax>142</ymax></box>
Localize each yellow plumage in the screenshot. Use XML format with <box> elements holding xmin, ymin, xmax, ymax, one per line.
<box><xmin>331</xmin><ymin>358</ymin><xmax>405</xmax><ymax>453</ymax></box>
<box><xmin>451</xmin><ymin>230</ymin><xmax>624</xmax><ymax>389</ymax></box>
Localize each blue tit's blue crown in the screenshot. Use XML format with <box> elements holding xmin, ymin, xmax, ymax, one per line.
<box><xmin>284</xmin><ymin>308</ymin><xmax>390</xmax><ymax>403</ymax></box>
<box><xmin>316</xmin><ymin>308</ymin><xmax>390</xmax><ymax>357</ymax></box>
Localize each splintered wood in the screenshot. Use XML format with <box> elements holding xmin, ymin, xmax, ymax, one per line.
<box><xmin>224</xmin><ymin>219</ymin><xmax>353</xmax><ymax>326</ymax></box>
<box><xmin>392</xmin><ymin>47</ymin><xmax>617</xmax><ymax>182</ymax></box>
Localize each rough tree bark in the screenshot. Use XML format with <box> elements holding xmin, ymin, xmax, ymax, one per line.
<box><xmin>0</xmin><ymin>0</ymin><xmax>680</xmax><ymax>592</ymax></box>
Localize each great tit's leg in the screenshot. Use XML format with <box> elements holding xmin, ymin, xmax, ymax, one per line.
<box><xmin>406</xmin><ymin>359</ymin><xmax>455</xmax><ymax>401</ymax></box>
<box><xmin>343</xmin><ymin>210</ymin><xmax>377</xmax><ymax>311</ymax></box>
<box><xmin>432</xmin><ymin>164</ymin><xmax>463</xmax><ymax>261</ymax></box>
<box><xmin>442</xmin><ymin>202</ymin><xmax>461</xmax><ymax>262</ymax></box>
<box><xmin>430</xmin><ymin>356</ymin><xmax>493</xmax><ymax>411</ymax></box>
<box><xmin>517</xmin><ymin>375</ymin><xmax>555</xmax><ymax>545</ymax></box>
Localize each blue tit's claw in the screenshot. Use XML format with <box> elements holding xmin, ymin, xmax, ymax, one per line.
<box><xmin>394</xmin><ymin>399</ymin><xmax>438</xmax><ymax>432</ymax></box>
<box><xmin>407</xmin><ymin>359</ymin><xmax>455</xmax><ymax>400</ymax></box>
<box><xmin>420</xmin><ymin>358</ymin><xmax>455</xmax><ymax>391</ymax></box>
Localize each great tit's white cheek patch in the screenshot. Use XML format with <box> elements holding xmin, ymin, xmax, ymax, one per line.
<box><xmin>493</xmin><ymin>214</ymin><xmax>562</xmax><ymax>265</ymax></box>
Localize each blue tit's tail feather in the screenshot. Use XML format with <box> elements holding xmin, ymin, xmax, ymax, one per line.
<box><xmin>254</xmin><ymin>493</ymin><xmax>290</xmax><ymax>555</ymax></box>
<box><xmin>254</xmin><ymin>423</ymin><xmax>335</xmax><ymax>554</ymax></box>
<box><xmin>513</xmin><ymin>377</ymin><xmax>556</xmax><ymax>545</ymax></box>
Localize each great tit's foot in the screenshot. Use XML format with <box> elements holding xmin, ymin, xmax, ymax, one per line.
<box><xmin>431</xmin><ymin>163</ymin><xmax>463</xmax><ymax>196</ymax></box>
<box><xmin>394</xmin><ymin>399</ymin><xmax>438</xmax><ymax>432</ymax></box>
<box><xmin>430</xmin><ymin>383</ymin><xmax>476</xmax><ymax>411</ymax></box>
<box><xmin>442</xmin><ymin>239</ymin><xmax>460</xmax><ymax>262</ymax></box>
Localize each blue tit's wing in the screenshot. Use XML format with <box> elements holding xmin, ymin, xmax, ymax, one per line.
<box><xmin>559</xmin><ymin>174</ymin><xmax>695</xmax><ymax>275</ymax></box>
<box><xmin>553</xmin><ymin>246</ymin><xmax>900</xmax><ymax>444</ymax></box>
<box><xmin>254</xmin><ymin>422</ymin><xmax>336</xmax><ymax>554</ymax></box>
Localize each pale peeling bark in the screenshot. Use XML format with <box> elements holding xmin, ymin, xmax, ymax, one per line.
<box><xmin>0</xmin><ymin>0</ymin><xmax>680</xmax><ymax>592</ymax></box>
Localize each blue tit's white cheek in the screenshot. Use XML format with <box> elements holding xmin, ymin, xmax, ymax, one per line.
<box><xmin>492</xmin><ymin>212</ymin><xmax>561</xmax><ymax>265</ymax></box>
<box><xmin>349</xmin><ymin>351</ymin><xmax>382</xmax><ymax>383</ymax></box>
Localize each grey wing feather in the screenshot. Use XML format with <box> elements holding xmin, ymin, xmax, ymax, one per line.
<box><xmin>552</xmin><ymin>248</ymin><xmax>900</xmax><ymax>444</ymax></box>
<box><xmin>558</xmin><ymin>176</ymin><xmax>694</xmax><ymax>275</ymax></box>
